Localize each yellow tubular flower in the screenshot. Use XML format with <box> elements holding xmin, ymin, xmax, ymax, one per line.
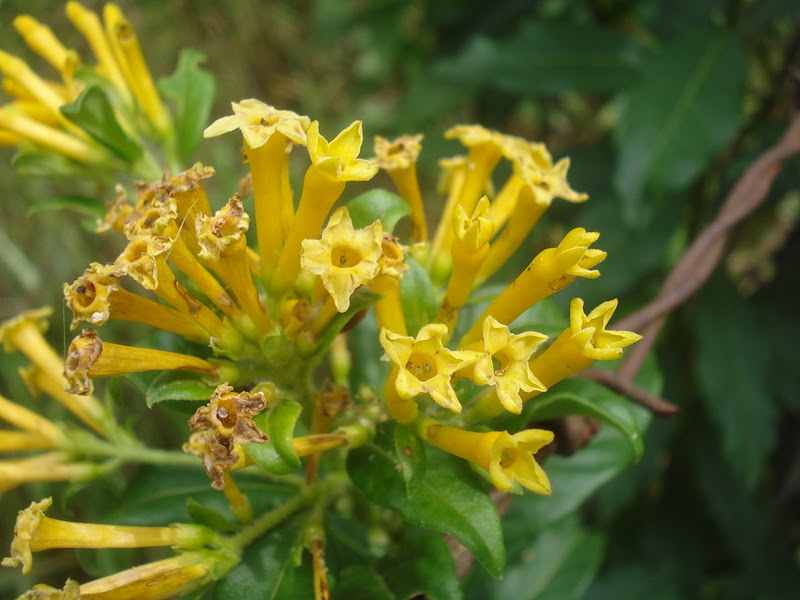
<box><xmin>0</xmin><ymin>431</ymin><xmax>55</xmax><ymax>453</ymax></box>
<box><xmin>65</xmin><ymin>1</ymin><xmax>131</xmax><ymax>99</ymax></box>
<box><xmin>204</xmin><ymin>99</ymin><xmax>310</xmax><ymax>280</ymax></box>
<box><xmin>301</xmin><ymin>207</ymin><xmax>383</xmax><ymax>312</ymax></box>
<box><xmin>478</xmin><ymin>151</ymin><xmax>588</xmax><ymax>284</ymax></box>
<box><xmin>0</xmin><ymin>108</ymin><xmax>107</xmax><ymax>164</ymax></box>
<box><xmin>113</xmin><ymin>234</ymin><xmax>246</xmax><ymax>354</ymax></box>
<box><xmin>369</xmin><ymin>232</ymin><xmax>409</xmax><ymax>335</ymax></box>
<box><xmin>2</xmin><ymin>498</ymin><xmax>213</xmax><ymax>575</ymax></box>
<box><xmin>0</xmin><ymin>309</ymin><xmax>110</xmax><ymax>436</ymax></box>
<box><xmin>379</xmin><ymin>324</ymin><xmax>481</xmax><ymax>415</ymax></box>
<box><xmin>373</xmin><ymin>134</ymin><xmax>427</xmax><ymax>242</ymax></box>
<box><xmin>469</xmin><ymin>298</ymin><xmax>642</xmax><ymax>421</ymax></box>
<box><xmin>428</xmin><ymin>156</ymin><xmax>468</xmax><ymax>283</ymax></box>
<box><xmin>444</xmin><ymin>125</ymin><xmax>508</xmax><ymax>216</ymax></box>
<box><xmin>0</xmin><ymin>453</ymin><xmax>97</xmax><ymax>496</ymax></box>
<box><xmin>12</xmin><ymin>16</ymin><xmax>73</xmax><ymax>74</ymax></box>
<box><xmin>63</xmin><ymin>329</ymin><xmax>218</xmax><ymax>395</ymax></box>
<box><xmin>0</xmin><ymin>130</ymin><xmax>23</xmax><ymax>146</ymax></box>
<box><xmin>103</xmin><ymin>3</ymin><xmax>171</xmax><ymax>136</ymax></box>
<box><xmin>0</xmin><ymin>393</ymin><xmax>63</xmax><ymax>447</ymax></box>
<box><xmin>436</xmin><ymin>197</ymin><xmax>495</xmax><ymax>332</ymax></box>
<box><xmin>420</xmin><ymin>421</ymin><xmax>554</xmax><ymax>494</ymax></box>
<box><xmin>19</xmin><ymin>555</ymin><xmax>214</xmax><ymax>600</ymax></box>
<box><xmin>273</xmin><ymin>120</ymin><xmax>378</xmax><ymax>293</ymax></box>
<box><xmin>63</xmin><ymin>263</ymin><xmax>209</xmax><ymax>343</ymax></box>
<box><xmin>459</xmin><ymin>228</ymin><xmax>606</xmax><ymax>347</ymax></box>
<box><xmin>196</xmin><ymin>195</ymin><xmax>273</xmax><ymax>336</ymax></box>
<box><xmin>464</xmin><ymin>317</ymin><xmax>548</xmax><ymax>414</ymax></box>
<box><xmin>0</xmin><ymin>50</ymin><xmax>67</xmax><ymax>116</ymax></box>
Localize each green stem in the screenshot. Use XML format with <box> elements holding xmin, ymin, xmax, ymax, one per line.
<box><xmin>73</xmin><ymin>434</ymin><xmax>202</xmax><ymax>468</ymax></box>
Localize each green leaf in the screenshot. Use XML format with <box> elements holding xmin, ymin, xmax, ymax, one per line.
<box><xmin>347</xmin><ymin>422</ymin><xmax>505</xmax><ymax>578</ymax></box>
<box><xmin>145</xmin><ymin>371</ymin><xmax>218</xmax><ymax>408</ymax></box>
<box><xmin>504</xmin><ymin>413</ymin><xmax>650</xmax><ymax>533</ymax></box>
<box><xmin>393</xmin><ymin>425</ymin><xmax>426</xmax><ymax>496</ymax></box>
<box><xmin>158</xmin><ymin>48</ymin><xmax>216</xmax><ymax>163</ymax></box>
<box><xmin>244</xmin><ymin>401</ymin><xmax>303</xmax><ymax>475</ymax></box>
<box><xmin>334</xmin><ymin>565</ymin><xmax>395</xmax><ymax>600</ymax></box>
<box><xmin>346</xmin><ymin>189</ymin><xmax>411</xmax><ymax>232</ymax></box>
<box><xmin>27</xmin><ymin>195</ymin><xmax>106</xmax><ymax>220</ymax></box>
<box><xmin>399</xmin><ymin>257</ymin><xmax>438</xmax><ymax>336</ymax></box>
<box><xmin>215</xmin><ymin>515</ymin><xmax>313</xmax><ymax>600</ymax></box>
<box><xmin>347</xmin><ymin>310</ymin><xmax>388</xmax><ymax>392</ymax></box>
<box><xmin>380</xmin><ymin>528</ymin><xmax>464</xmax><ymax>600</ymax></box>
<box><xmin>435</xmin><ymin>21</ymin><xmax>643</xmax><ymax>96</ymax></box>
<box><xmin>60</xmin><ymin>85</ymin><xmax>143</xmax><ymax>161</ymax></box>
<box><xmin>505</xmin><ymin>378</ymin><xmax>647</xmax><ymax>460</ymax></box>
<box><xmin>473</xmin><ymin>517</ymin><xmax>605</xmax><ymax>600</ymax></box>
<box><xmin>613</xmin><ymin>28</ymin><xmax>747</xmax><ymax>222</ymax></box>
<box><xmin>690</xmin><ymin>276</ymin><xmax>776</xmax><ymax>488</ymax></box>
<box><xmin>12</xmin><ymin>145</ymin><xmax>103</xmax><ymax>179</ymax></box>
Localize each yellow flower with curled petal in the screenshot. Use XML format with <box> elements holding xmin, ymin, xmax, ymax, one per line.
<box><xmin>301</xmin><ymin>207</ymin><xmax>383</xmax><ymax>312</ymax></box>
<box><xmin>307</xmin><ymin>120</ymin><xmax>378</xmax><ymax>182</ymax></box>
<box><xmin>567</xmin><ymin>298</ymin><xmax>643</xmax><ymax>361</ymax></box>
<box><xmin>203</xmin><ymin>98</ymin><xmax>310</xmax><ymax>148</ymax></box>
<box><xmin>379</xmin><ymin>323</ymin><xmax>480</xmax><ymax>414</ymax></box>
<box><xmin>466</xmin><ymin>317</ymin><xmax>548</xmax><ymax>414</ymax></box>
<box><xmin>2</xmin><ymin>497</ymin><xmax>213</xmax><ymax>575</ymax></box>
<box><xmin>421</xmin><ymin>421</ymin><xmax>554</xmax><ymax>494</ymax></box>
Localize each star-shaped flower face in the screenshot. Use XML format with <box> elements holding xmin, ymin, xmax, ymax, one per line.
<box><xmin>373</xmin><ymin>134</ymin><xmax>423</xmax><ymax>170</ymax></box>
<box><xmin>489</xmin><ymin>429</ymin><xmax>554</xmax><ymax>494</ymax></box>
<box><xmin>470</xmin><ymin>317</ymin><xmax>548</xmax><ymax>414</ymax></box>
<box><xmin>301</xmin><ymin>207</ymin><xmax>383</xmax><ymax>312</ymax></box>
<box><xmin>195</xmin><ymin>194</ymin><xmax>250</xmax><ymax>262</ymax></box>
<box><xmin>380</xmin><ymin>323</ymin><xmax>480</xmax><ymax>414</ymax></box>
<box><xmin>307</xmin><ymin>120</ymin><xmax>379</xmax><ymax>182</ymax></box>
<box><xmin>112</xmin><ymin>235</ymin><xmax>172</xmax><ymax>290</ymax></box>
<box><xmin>203</xmin><ymin>99</ymin><xmax>310</xmax><ymax>148</ymax></box>
<box><xmin>569</xmin><ymin>298</ymin><xmax>642</xmax><ymax>360</ymax></box>
<box><xmin>1</xmin><ymin>497</ymin><xmax>51</xmax><ymax>574</ymax></box>
<box><xmin>452</xmin><ymin>196</ymin><xmax>494</xmax><ymax>249</ymax></box>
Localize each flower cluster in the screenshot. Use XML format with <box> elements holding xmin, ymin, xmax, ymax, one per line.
<box><xmin>1</xmin><ymin>6</ymin><xmax>644</xmax><ymax>599</ymax></box>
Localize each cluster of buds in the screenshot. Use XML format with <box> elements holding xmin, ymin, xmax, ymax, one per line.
<box><xmin>0</xmin><ymin>2</ymin><xmax>193</xmax><ymax>181</ymax></box>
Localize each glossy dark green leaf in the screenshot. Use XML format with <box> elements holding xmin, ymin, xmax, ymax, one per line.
<box><xmin>346</xmin><ymin>189</ymin><xmax>411</xmax><ymax>232</ymax></box>
<box><xmin>394</xmin><ymin>424</ymin><xmax>426</xmax><ymax>496</ymax></box>
<box><xmin>245</xmin><ymin>401</ymin><xmax>303</xmax><ymax>475</ymax></box>
<box><xmin>503</xmin><ymin>411</ymin><xmax>650</xmax><ymax>534</ymax></box>
<box><xmin>215</xmin><ymin>516</ymin><xmax>313</xmax><ymax>600</ymax></box>
<box><xmin>60</xmin><ymin>85</ymin><xmax>143</xmax><ymax>161</ymax></box>
<box><xmin>487</xmin><ymin>517</ymin><xmax>605</xmax><ymax>600</ymax></box>
<box><xmin>690</xmin><ymin>276</ymin><xmax>776</xmax><ymax>488</ymax></box>
<box><xmin>399</xmin><ymin>257</ymin><xmax>437</xmax><ymax>336</ymax></box>
<box><xmin>511</xmin><ymin>378</ymin><xmax>647</xmax><ymax>459</ymax></box>
<box><xmin>145</xmin><ymin>371</ymin><xmax>218</xmax><ymax>408</ymax></box>
<box><xmin>347</xmin><ymin>422</ymin><xmax>505</xmax><ymax>578</ymax></box>
<box><xmin>613</xmin><ymin>29</ymin><xmax>747</xmax><ymax>222</ymax></box>
<box><xmin>158</xmin><ymin>48</ymin><xmax>216</xmax><ymax>162</ymax></box>
<box><xmin>435</xmin><ymin>21</ymin><xmax>643</xmax><ymax>95</ymax></box>
<box><xmin>380</xmin><ymin>528</ymin><xmax>463</xmax><ymax>600</ymax></box>
<box><xmin>334</xmin><ymin>565</ymin><xmax>395</xmax><ymax>600</ymax></box>
<box><xmin>347</xmin><ymin>310</ymin><xmax>388</xmax><ymax>392</ymax></box>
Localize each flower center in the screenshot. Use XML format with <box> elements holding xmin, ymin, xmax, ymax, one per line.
<box><xmin>499</xmin><ymin>447</ymin><xmax>518</xmax><ymax>469</ymax></box>
<box><xmin>405</xmin><ymin>351</ymin><xmax>438</xmax><ymax>382</ymax></box>
<box><xmin>331</xmin><ymin>246</ymin><xmax>362</xmax><ymax>268</ymax></box>
<box><xmin>74</xmin><ymin>281</ymin><xmax>96</xmax><ymax>308</ymax></box>
<box><xmin>216</xmin><ymin>397</ymin><xmax>238</xmax><ymax>429</ymax></box>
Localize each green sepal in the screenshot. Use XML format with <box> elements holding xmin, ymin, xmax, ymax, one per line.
<box><xmin>346</xmin><ymin>189</ymin><xmax>411</xmax><ymax>232</ymax></box>
<box><xmin>145</xmin><ymin>371</ymin><xmax>218</xmax><ymax>408</ymax></box>
<box><xmin>399</xmin><ymin>256</ymin><xmax>437</xmax><ymax>336</ymax></box>
<box><xmin>394</xmin><ymin>424</ymin><xmax>426</xmax><ymax>497</ymax></box>
<box><xmin>244</xmin><ymin>401</ymin><xmax>303</xmax><ymax>475</ymax></box>
<box><xmin>158</xmin><ymin>48</ymin><xmax>216</xmax><ymax>163</ymax></box>
<box><xmin>185</xmin><ymin>498</ymin><xmax>239</xmax><ymax>532</ymax></box>
<box><xmin>60</xmin><ymin>84</ymin><xmax>143</xmax><ymax>162</ymax></box>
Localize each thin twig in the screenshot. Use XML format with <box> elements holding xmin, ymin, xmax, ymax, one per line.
<box><xmin>582</xmin><ymin>368</ymin><xmax>679</xmax><ymax>416</ymax></box>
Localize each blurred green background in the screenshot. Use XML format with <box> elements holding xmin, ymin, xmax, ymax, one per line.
<box><xmin>1</xmin><ymin>0</ymin><xmax>799</xmax><ymax>598</ymax></box>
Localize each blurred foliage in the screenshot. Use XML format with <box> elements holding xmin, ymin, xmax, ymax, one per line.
<box><xmin>1</xmin><ymin>0</ymin><xmax>800</xmax><ymax>598</ymax></box>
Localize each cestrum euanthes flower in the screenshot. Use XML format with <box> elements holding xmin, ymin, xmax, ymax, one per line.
<box><xmin>1</xmin><ymin>6</ymin><xmax>652</xmax><ymax>594</ymax></box>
